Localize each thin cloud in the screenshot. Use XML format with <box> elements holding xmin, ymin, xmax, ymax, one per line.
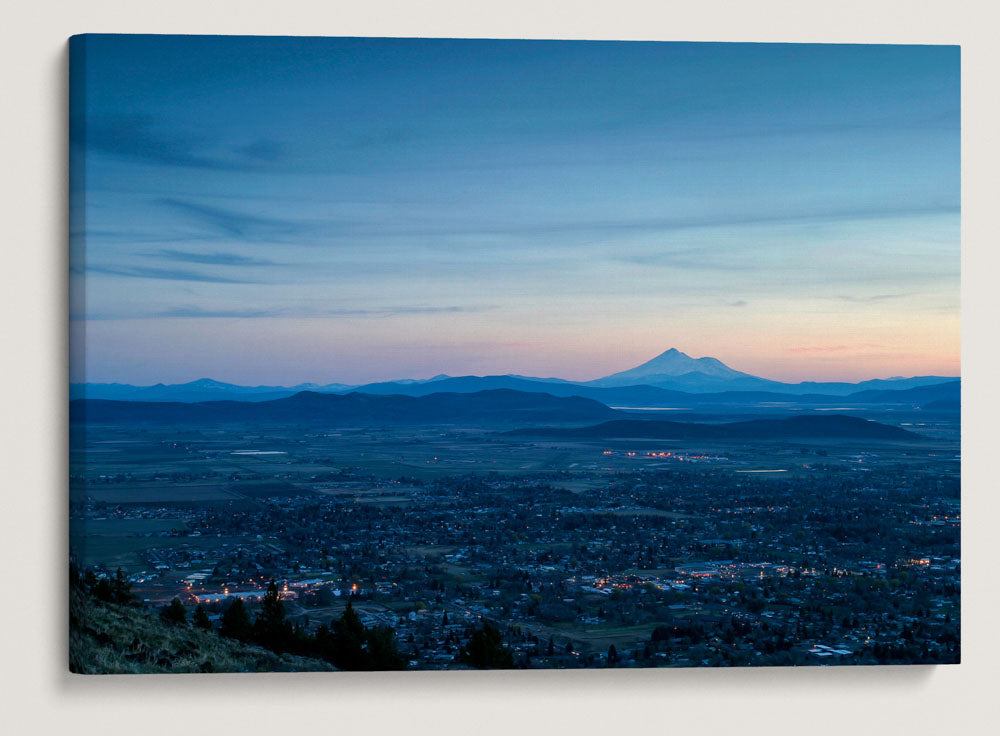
<box><xmin>789</xmin><ymin>345</ymin><xmax>852</xmax><ymax>354</ymax></box>
<box><xmin>832</xmin><ymin>293</ymin><xmax>911</xmax><ymax>303</ymax></box>
<box><xmin>157</xmin><ymin>198</ymin><xmax>307</xmax><ymax>241</ymax></box>
<box><xmin>152</xmin><ymin>305</ymin><xmax>497</xmax><ymax>319</ymax></box>
<box><xmin>86</xmin><ymin>265</ymin><xmax>259</xmax><ymax>284</ymax></box>
<box><xmin>348</xmin><ymin>203</ymin><xmax>959</xmax><ymax>243</ymax></box>
<box><xmin>614</xmin><ymin>251</ymin><xmax>757</xmax><ymax>272</ymax></box>
<box><xmin>156</xmin><ymin>307</ymin><xmax>284</xmax><ymax>319</ymax></box>
<box><xmin>150</xmin><ymin>249</ymin><xmax>278</xmax><ymax>267</ymax></box>
<box><xmin>788</xmin><ymin>343</ymin><xmax>882</xmax><ymax>354</ymax></box>
<box><xmin>74</xmin><ymin>114</ymin><xmax>288</xmax><ymax>172</ymax></box>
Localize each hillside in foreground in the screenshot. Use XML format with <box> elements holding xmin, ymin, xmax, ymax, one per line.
<box><xmin>69</xmin><ymin>587</ymin><xmax>335</xmax><ymax>674</ymax></box>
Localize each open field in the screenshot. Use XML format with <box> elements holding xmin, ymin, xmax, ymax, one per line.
<box><xmin>70</xmin><ymin>534</ymin><xmax>194</xmax><ymax>569</ymax></box>
<box><xmin>72</xmin><ymin>420</ymin><xmax>958</xmax><ymax>495</ymax></box>
<box><xmin>73</xmin><ymin>518</ymin><xmax>189</xmax><ymax>535</ymax></box>
<box><xmin>83</xmin><ymin>486</ymin><xmax>242</xmax><ymax>504</ymax></box>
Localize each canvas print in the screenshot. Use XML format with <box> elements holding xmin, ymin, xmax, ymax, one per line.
<box><xmin>69</xmin><ymin>35</ymin><xmax>960</xmax><ymax>673</ymax></box>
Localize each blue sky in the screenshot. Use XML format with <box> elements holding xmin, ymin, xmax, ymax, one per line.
<box><xmin>70</xmin><ymin>36</ymin><xmax>960</xmax><ymax>385</ymax></box>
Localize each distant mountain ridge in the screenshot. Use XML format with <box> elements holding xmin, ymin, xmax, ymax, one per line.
<box><xmin>74</xmin><ymin>375</ymin><xmax>958</xmax><ymax>416</ymax></box>
<box><xmin>73</xmin><ymin>348</ymin><xmax>959</xmax><ymax>403</ymax></box>
<box><xmin>584</xmin><ymin>348</ymin><xmax>956</xmax><ymax>394</ymax></box>
<box><xmin>342</xmin><ymin>375</ymin><xmax>960</xmax><ymax>408</ymax></box>
<box><xmin>71</xmin><ymin>378</ymin><xmax>358</xmax><ymax>403</ymax></box>
<box><xmin>588</xmin><ymin>348</ymin><xmax>753</xmax><ymax>386</ymax></box>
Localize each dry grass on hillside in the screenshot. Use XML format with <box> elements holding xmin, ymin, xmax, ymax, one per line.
<box><xmin>69</xmin><ymin>589</ymin><xmax>335</xmax><ymax>675</ymax></box>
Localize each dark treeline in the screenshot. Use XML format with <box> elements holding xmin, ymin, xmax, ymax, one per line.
<box><xmin>72</xmin><ymin>563</ymin><xmax>515</xmax><ymax>671</ymax></box>
<box><xmin>214</xmin><ymin>583</ymin><xmax>406</xmax><ymax>670</ymax></box>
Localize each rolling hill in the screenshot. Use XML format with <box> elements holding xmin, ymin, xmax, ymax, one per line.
<box><xmin>70</xmin><ymin>388</ymin><xmax>620</xmax><ymax>427</ymax></box>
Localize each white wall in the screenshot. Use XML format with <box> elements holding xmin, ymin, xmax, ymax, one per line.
<box><xmin>2</xmin><ymin>2</ymin><xmax>997</xmax><ymax>734</ymax></box>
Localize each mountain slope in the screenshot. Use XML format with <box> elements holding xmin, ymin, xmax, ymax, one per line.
<box><xmin>587</xmin><ymin>349</ymin><xmax>958</xmax><ymax>395</ymax></box>
<box><xmin>589</xmin><ymin>348</ymin><xmax>754</xmax><ymax>387</ymax></box>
